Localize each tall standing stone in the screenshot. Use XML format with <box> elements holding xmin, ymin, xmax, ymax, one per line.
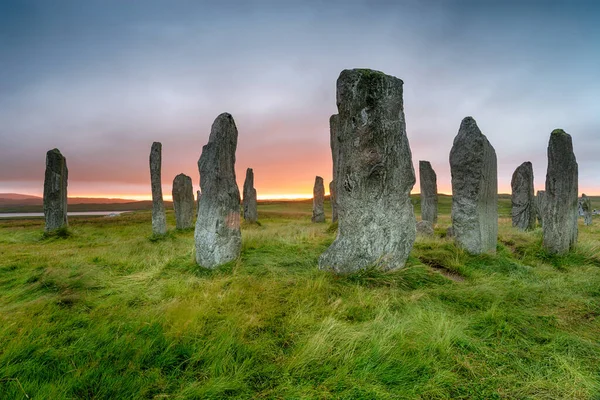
<box><xmin>543</xmin><ymin>129</ymin><xmax>578</xmax><ymax>254</ymax></box>
<box><xmin>581</xmin><ymin>194</ymin><xmax>592</xmax><ymax>226</ymax></box>
<box><xmin>511</xmin><ymin>161</ymin><xmax>536</xmax><ymax>231</ymax></box>
<box><xmin>536</xmin><ymin>190</ymin><xmax>546</xmax><ymax>227</ymax></box>
<box><xmin>242</xmin><ymin>168</ymin><xmax>258</xmax><ymax>223</ymax></box>
<box><xmin>449</xmin><ymin>117</ymin><xmax>498</xmax><ymax>254</ymax></box>
<box><xmin>419</xmin><ymin>161</ymin><xmax>438</xmax><ymax>224</ymax></box>
<box><xmin>329</xmin><ymin>180</ymin><xmax>338</xmax><ymax>223</ymax></box>
<box><xmin>195</xmin><ymin>113</ymin><xmax>242</xmax><ymax>268</ymax></box>
<box><xmin>149</xmin><ymin>142</ymin><xmax>167</xmax><ymax>235</ymax></box>
<box><xmin>318</xmin><ymin>69</ymin><xmax>416</xmax><ymax>273</ymax></box>
<box><xmin>197</xmin><ymin>190</ymin><xmax>201</xmax><ymax>214</ymax></box>
<box><xmin>172</xmin><ymin>173</ymin><xmax>195</xmax><ymax>230</ymax></box>
<box><xmin>330</xmin><ymin>114</ymin><xmax>340</xmax><ymax>223</ymax></box>
<box><xmin>43</xmin><ymin>148</ymin><xmax>68</xmax><ymax>232</ymax></box>
<box><xmin>312</xmin><ymin>176</ymin><xmax>325</xmax><ymax>223</ymax></box>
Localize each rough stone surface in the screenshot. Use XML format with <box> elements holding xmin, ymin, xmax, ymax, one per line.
<box><xmin>329</xmin><ymin>180</ymin><xmax>338</xmax><ymax>223</ymax></box>
<box><xmin>536</xmin><ymin>190</ymin><xmax>546</xmax><ymax>227</ymax></box>
<box><xmin>449</xmin><ymin>117</ymin><xmax>498</xmax><ymax>254</ymax></box>
<box><xmin>419</xmin><ymin>161</ymin><xmax>438</xmax><ymax>224</ymax></box>
<box><xmin>511</xmin><ymin>161</ymin><xmax>536</xmax><ymax>231</ymax></box>
<box><xmin>446</xmin><ymin>226</ymin><xmax>455</xmax><ymax>238</ymax></box>
<box><xmin>242</xmin><ymin>168</ymin><xmax>258</xmax><ymax>223</ymax></box>
<box><xmin>581</xmin><ymin>194</ymin><xmax>592</xmax><ymax>225</ymax></box>
<box><xmin>172</xmin><ymin>173</ymin><xmax>195</xmax><ymax>230</ymax></box>
<box><xmin>416</xmin><ymin>220</ymin><xmax>434</xmax><ymax>236</ymax></box>
<box><xmin>329</xmin><ymin>114</ymin><xmax>340</xmax><ymax>223</ymax></box>
<box><xmin>318</xmin><ymin>69</ymin><xmax>416</xmax><ymax>273</ymax></box>
<box><xmin>150</xmin><ymin>142</ymin><xmax>167</xmax><ymax>235</ymax></box>
<box><xmin>197</xmin><ymin>190</ymin><xmax>201</xmax><ymax>214</ymax></box>
<box><xmin>312</xmin><ymin>176</ymin><xmax>325</xmax><ymax>223</ymax></box>
<box><xmin>543</xmin><ymin>129</ymin><xmax>578</xmax><ymax>254</ymax></box>
<box><xmin>195</xmin><ymin>113</ymin><xmax>242</xmax><ymax>268</ymax></box>
<box><xmin>43</xmin><ymin>148</ymin><xmax>68</xmax><ymax>232</ymax></box>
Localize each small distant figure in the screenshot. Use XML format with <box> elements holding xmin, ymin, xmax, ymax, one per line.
<box><xmin>242</xmin><ymin>168</ymin><xmax>258</xmax><ymax>223</ymax></box>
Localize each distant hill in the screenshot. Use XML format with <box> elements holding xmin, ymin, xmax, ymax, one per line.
<box><xmin>0</xmin><ymin>193</ymin><xmax>42</xmax><ymax>200</ymax></box>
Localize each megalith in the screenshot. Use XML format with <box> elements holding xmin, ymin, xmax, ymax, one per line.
<box><xmin>195</xmin><ymin>113</ymin><xmax>242</xmax><ymax>268</ymax></box>
<box><xmin>318</xmin><ymin>68</ymin><xmax>416</xmax><ymax>273</ymax></box>
<box><xmin>150</xmin><ymin>142</ymin><xmax>167</xmax><ymax>235</ymax></box>
<box><xmin>536</xmin><ymin>190</ymin><xmax>546</xmax><ymax>227</ymax></box>
<box><xmin>329</xmin><ymin>180</ymin><xmax>338</xmax><ymax>223</ymax></box>
<box><xmin>312</xmin><ymin>176</ymin><xmax>325</xmax><ymax>223</ymax></box>
<box><xmin>543</xmin><ymin>129</ymin><xmax>578</xmax><ymax>254</ymax></box>
<box><xmin>581</xmin><ymin>194</ymin><xmax>592</xmax><ymax>226</ymax></box>
<box><xmin>172</xmin><ymin>173</ymin><xmax>195</xmax><ymax>230</ymax></box>
<box><xmin>449</xmin><ymin>117</ymin><xmax>498</xmax><ymax>254</ymax></box>
<box><xmin>242</xmin><ymin>168</ymin><xmax>258</xmax><ymax>223</ymax></box>
<box><xmin>511</xmin><ymin>161</ymin><xmax>535</xmax><ymax>231</ymax></box>
<box><xmin>43</xmin><ymin>148</ymin><xmax>68</xmax><ymax>232</ymax></box>
<box><xmin>419</xmin><ymin>161</ymin><xmax>438</xmax><ymax>224</ymax></box>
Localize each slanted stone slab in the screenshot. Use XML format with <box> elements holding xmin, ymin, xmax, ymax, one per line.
<box><xmin>543</xmin><ymin>129</ymin><xmax>578</xmax><ymax>254</ymax></box>
<box><xmin>536</xmin><ymin>190</ymin><xmax>546</xmax><ymax>227</ymax></box>
<box><xmin>511</xmin><ymin>161</ymin><xmax>536</xmax><ymax>231</ymax></box>
<box><xmin>419</xmin><ymin>161</ymin><xmax>438</xmax><ymax>224</ymax></box>
<box><xmin>242</xmin><ymin>168</ymin><xmax>258</xmax><ymax>223</ymax></box>
<box><xmin>195</xmin><ymin>113</ymin><xmax>242</xmax><ymax>268</ymax></box>
<box><xmin>416</xmin><ymin>220</ymin><xmax>434</xmax><ymax>236</ymax></box>
<box><xmin>581</xmin><ymin>194</ymin><xmax>592</xmax><ymax>226</ymax></box>
<box><xmin>318</xmin><ymin>69</ymin><xmax>416</xmax><ymax>273</ymax></box>
<box><xmin>43</xmin><ymin>148</ymin><xmax>68</xmax><ymax>232</ymax></box>
<box><xmin>312</xmin><ymin>176</ymin><xmax>325</xmax><ymax>223</ymax></box>
<box><xmin>329</xmin><ymin>180</ymin><xmax>338</xmax><ymax>223</ymax></box>
<box><xmin>150</xmin><ymin>142</ymin><xmax>167</xmax><ymax>235</ymax></box>
<box><xmin>330</xmin><ymin>114</ymin><xmax>340</xmax><ymax>223</ymax></box>
<box><xmin>172</xmin><ymin>173</ymin><xmax>194</xmax><ymax>230</ymax></box>
<box><xmin>449</xmin><ymin>117</ymin><xmax>498</xmax><ymax>254</ymax></box>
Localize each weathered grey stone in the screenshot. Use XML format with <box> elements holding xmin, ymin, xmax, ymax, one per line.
<box><xmin>242</xmin><ymin>168</ymin><xmax>258</xmax><ymax>223</ymax></box>
<box><xmin>150</xmin><ymin>142</ymin><xmax>167</xmax><ymax>235</ymax></box>
<box><xmin>195</xmin><ymin>113</ymin><xmax>242</xmax><ymax>268</ymax></box>
<box><xmin>329</xmin><ymin>180</ymin><xmax>338</xmax><ymax>223</ymax></box>
<box><xmin>312</xmin><ymin>176</ymin><xmax>325</xmax><ymax>223</ymax></box>
<box><xmin>197</xmin><ymin>190</ymin><xmax>201</xmax><ymax>214</ymax></box>
<box><xmin>43</xmin><ymin>148</ymin><xmax>68</xmax><ymax>232</ymax></box>
<box><xmin>536</xmin><ymin>190</ymin><xmax>546</xmax><ymax>227</ymax></box>
<box><xmin>330</xmin><ymin>114</ymin><xmax>340</xmax><ymax>223</ymax></box>
<box><xmin>172</xmin><ymin>173</ymin><xmax>195</xmax><ymax>230</ymax></box>
<box><xmin>511</xmin><ymin>161</ymin><xmax>536</xmax><ymax>231</ymax></box>
<box><xmin>449</xmin><ymin>117</ymin><xmax>498</xmax><ymax>254</ymax></box>
<box><xmin>419</xmin><ymin>161</ymin><xmax>438</xmax><ymax>224</ymax></box>
<box><xmin>543</xmin><ymin>129</ymin><xmax>578</xmax><ymax>254</ymax></box>
<box><xmin>581</xmin><ymin>193</ymin><xmax>592</xmax><ymax>226</ymax></box>
<box><xmin>416</xmin><ymin>220</ymin><xmax>434</xmax><ymax>236</ymax></box>
<box><xmin>446</xmin><ymin>226</ymin><xmax>455</xmax><ymax>238</ymax></box>
<box><xmin>318</xmin><ymin>69</ymin><xmax>416</xmax><ymax>273</ymax></box>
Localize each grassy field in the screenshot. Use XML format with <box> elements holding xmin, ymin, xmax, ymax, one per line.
<box><xmin>1</xmin><ymin>197</ymin><xmax>599</xmax><ymax>399</ymax></box>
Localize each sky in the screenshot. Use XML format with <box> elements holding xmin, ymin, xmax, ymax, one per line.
<box><xmin>1</xmin><ymin>0</ymin><xmax>599</xmax><ymax>200</ymax></box>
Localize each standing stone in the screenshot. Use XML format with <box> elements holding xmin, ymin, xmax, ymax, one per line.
<box><xmin>416</xmin><ymin>220</ymin><xmax>434</xmax><ymax>236</ymax></box>
<box><xmin>172</xmin><ymin>173</ymin><xmax>195</xmax><ymax>230</ymax></box>
<box><xmin>330</xmin><ymin>114</ymin><xmax>340</xmax><ymax>223</ymax></box>
<box><xmin>195</xmin><ymin>113</ymin><xmax>242</xmax><ymax>268</ymax></box>
<box><xmin>312</xmin><ymin>176</ymin><xmax>325</xmax><ymax>223</ymax></box>
<box><xmin>543</xmin><ymin>129</ymin><xmax>578</xmax><ymax>254</ymax></box>
<box><xmin>419</xmin><ymin>161</ymin><xmax>438</xmax><ymax>224</ymax></box>
<box><xmin>536</xmin><ymin>190</ymin><xmax>546</xmax><ymax>227</ymax></box>
<box><xmin>43</xmin><ymin>148</ymin><xmax>68</xmax><ymax>232</ymax></box>
<box><xmin>197</xmin><ymin>190</ymin><xmax>201</xmax><ymax>214</ymax></box>
<box><xmin>449</xmin><ymin>117</ymin><xmax>498</xmax><ymax>254</ymax></box>
<box><xmin>581</xmin><ymin>194</ymin><xmax>592</xmax><ymax>226</ymax></box>
<box><xmin>329</xmin><ymin>180</ymin><xmax>338</xmax><ymax>223</ymax></box>
<box><xmin>318</xmin><ymin>69</ymin><xmax>416</xmax><ymax>273</ymax></box>
<box><xmin>242</xmin><ymin>168</ymin><xmax>258</xmax><ymax>223</ymax></box>
<box><xmin>150</xmin><ymin>142</ymin><xmax>167</xmax><ymax>235</ymax></box>
<box><xmin>511</xmin><ymin>161</ymin><xmax>536</xmax><ymax>231</ymax></box>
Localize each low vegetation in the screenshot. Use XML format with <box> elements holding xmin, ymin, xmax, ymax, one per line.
<box><xmin>0</xmin><ymin>197</ymin><xmax>599</xmax><ymax>399</ymax></box>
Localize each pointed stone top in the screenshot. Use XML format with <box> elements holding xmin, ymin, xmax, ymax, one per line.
<box><xmin>151</xmin><ymin>141</ymin><xmax>161</xmax><ymax>148</ymax></box>
<box><xmin>208</xmin><ymin>113</ymin><xmax>237</xmax><ymax>144</ymax></box>
<box><xmin>551</xmin><ymin>128</ymin><xmax>567</xmax><ymax>136</ymax></box>
<box><xmin>419</xmin><ymin>160</ymin><xmax>432</xmax><ymax>168</ymax></box>
<box><xmin>459</xmin><ymin>116</ymin><xmax>480</xmax><ymax>133</ymax></box>
<box><xmin>315</xmin><ymin>176</ymin><xmax>323</xmax><ymax>182</ymax></box>
<box><xmin>47</xmin><ymin>148</ymin><xmax>63</xmax><ymax>156</ymax></box>
<box><xmin>174</xmin><ymin>173</ymin><xmax>191</xmax><ymax>181</ymax></box>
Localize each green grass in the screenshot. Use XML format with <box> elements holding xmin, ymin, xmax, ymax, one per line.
<box><xmin>1</xmin><ymin>200</ymin><xmax>599</xmax><ymax>399</ymax></box>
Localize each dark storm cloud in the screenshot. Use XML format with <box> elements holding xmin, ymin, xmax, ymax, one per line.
<box><xmin>0</xmin><ymin>0</ymin><xmax>598</xmax><ymax>196</ymax></box>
